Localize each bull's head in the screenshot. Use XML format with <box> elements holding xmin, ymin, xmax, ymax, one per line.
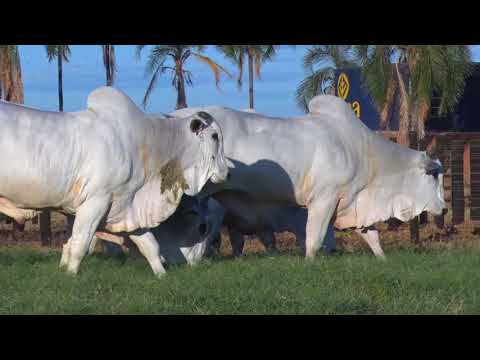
<box><xmin>182</xmin><ymin>111</ymin><xmax>229</xmax><ymax>196</ymax></box>
<box><xmin>417</xmin><ymin>152</ymin><xmax>447</xmax><ymax>216</ymax></box>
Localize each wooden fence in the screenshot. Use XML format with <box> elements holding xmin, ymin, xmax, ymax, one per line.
<box><xmin>3</xmin><ymin>131</ymin><xmax>480</xmax><ymax>245</ymax></box>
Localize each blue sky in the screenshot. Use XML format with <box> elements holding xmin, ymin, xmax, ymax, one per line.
<box><xmin>19</xmin><ymin>45</ymin><xmax>480</xmax><ymax>117</ymax></box>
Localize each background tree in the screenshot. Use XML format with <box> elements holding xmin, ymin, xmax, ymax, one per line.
<box><xmin>44</xmin><ymin>45</ymin><xmax>72</xmax><ymax>245</ymax></box>
<box><xmin>355</xmin><ymin>45</ymin><xmax>473</xmax><ymax>146</ymax></box>
<box><xmin>0</xmin><ymin>45</ymin><xmax>24</xmax><ymax>103</ymax></box>
<box><xmin>217</xmin><ymin>45</ymin><xmax>279</xmax><ymax>110</ymax></box>
<box><xmin>45</xmin><ymin>45</ymin><xmax>71</xmax><ymax>112</ymax></box>
<box><xmin>0</xmin><ymin>45</ymin><xmax>24</xmax><ymax>233</ymax></box>
<box><xmin>136</xmin><ymin>45</ymin><xmax>232</xmax><ymax>110</ymax></box>
<box><xmin>101</xmin><ymin>45</ymin><xmax>116</xmax><ymax>86</ymax></box>
<box><xmin>355</xmin><ymin>45</ymin><xmax>473</xmax><ymax>243</ymax></box>
<box><xmin>295</xmin><ymin>45</ymin><xmax>356</xmax><ymax>112</ymax></box>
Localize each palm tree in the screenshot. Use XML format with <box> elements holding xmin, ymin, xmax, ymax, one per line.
<box><xmin>217</xmin><ymin>45</ymin><xmax>279</xmax><ymax>110</ymax></box>
<box><xmin>0</xmin><ymin>45</ymin><xmax>24</xmax><ymax>234</ymax></box>
<box><xmin>0</xmin><ymin>45</ymin><xmax>24</xmax><ymax>103</ymax></box>
<box><xmin>101</xmin><ymin>45</ymin><xmax>116</xmax><ymax>86</ymax></box>
<box><xmin>45</xmin><ymin>45</ymin><xmax>71</xmax><ymax>112</ymax></box>
<box><xmin>355</xmin><ymin>45</ymin><xmax>472</xmax><ymax>147</ymax></box>
<box><xmin>136</xmin><ymin>45</ymin><xmax>232</xmax><ymax>110</ymax></box>
<box><xmin>355</xmin><ymin>45</ymin><xmax>473</xmax><ymax>244</ymax></box>
<box><xmin>44</xmin><ymin>45</ymin><xmax>71</xmax><ymax>245</ymax></box>
<box><xmin>295</xmin><ymin>45</ymin><xmax>357</xmax><ymax>112</ymax></box>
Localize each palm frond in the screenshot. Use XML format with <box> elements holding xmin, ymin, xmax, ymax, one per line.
<box><xmin>142</xmin><ymin>64</ymin><xmax>168</xmax><ymax>109</ymax></box>
<box><xmin>295</xmin><ymin>67</ymin><xmax>335</xmax><ymax>112</ymax></box>
<box><xmin>192</xmin><ymin>52</ymin><xmax>233</xmax><ymax>88</ymax></box>
<box><xmin>356</xmin><ymin>45</ymin><xmax>393</xmax><ymax>109</ymax></box>
<box><xmin>45</xmin><ymin>45</ymin><xmax>71</xmax><ymax>62</ymax></box>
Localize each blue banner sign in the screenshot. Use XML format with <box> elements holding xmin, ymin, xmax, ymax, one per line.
<box><xmin>334</xmin><ymin>68</ymin><xmax>382</xmax><ymax>130</ymax></box>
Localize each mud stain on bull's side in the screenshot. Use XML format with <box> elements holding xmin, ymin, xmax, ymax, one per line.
<box><xmin>66</xmin><ymin>177</ymin><xmax>84</xmax><ymax>206</ymax></box>
<box><xmin>298</xmin><ymin>169</ymin><xmax>314</xmax><ymax>205</ymax></box>
<box><xmin>141</xmin><ymin>144</ymin><xmax>150</xmax><ymax>179</ymax></box>
<box><xmin>69</xmin><ymin>178</ymin><xmax>83</xmax><ymax>201</ymax></box>
<box><xmin>159</xmin><ymin>158</ymin><xmax>190</xmax><ymax>202</ymax></box>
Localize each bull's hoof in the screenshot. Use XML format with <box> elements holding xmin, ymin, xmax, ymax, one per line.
<box><xmin>154</xmin><ymin>271</ymin><xmax>166</xmax><ymax>279</ymax></box>
<box><xmin>65</xmin><ymin>266</ymin><xmax>80</xmax><ymax>276</ymax></box>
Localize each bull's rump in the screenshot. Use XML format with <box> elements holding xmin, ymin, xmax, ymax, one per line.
<box><xmin>0</xmin><ymin>103</ymin><xmax>84</xmax><ymax>208</ymax></box>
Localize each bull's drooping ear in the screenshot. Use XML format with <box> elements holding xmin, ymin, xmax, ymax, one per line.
<box><xmin>190</xmin><ymin>118</ymin><xmax>206</xmax><ymax>134</ymax></box>
<box><xmin>190</xmin><ymin>112</ymin><xmax>213</xmax><ymax>134</ymax></box>
<box><xmin>422</xmin><ymin>154</ymin><xmax>444</xmax><ymax>176</ymax></box>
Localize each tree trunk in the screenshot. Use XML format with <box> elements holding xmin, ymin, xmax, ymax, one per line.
<box><xmin>379</xmin><ymin>75</ymin><xmax>398</xmax><ymax>130</ymax></box>
<box><xmin>248</xmin><ymin>52</ymin><xmax>254</xmax><ymax>110</ymax></box>
<box><xmin>105</xmin><ymin>46</ymin><xmax>112</xmax><ymax>86</ymax></box>
<box><xmin>41</xmin><ymin>49</ymin><xmax>64</xmax><ymax>246</ymax></box>
<box><xmin>39</xmin><ymin>211</ymin><xmax>52</xmax><ymax>246</ymax></box>
<box><xmin>176</xmin><ymin>72</ymin><xmax>187</xmax><ymax>109</ymax></box>
<box><xmin>58</xmin><ymin>52</ymin><xmax>63</xmax><ymax>112</ymax></box>
<box><xmin>395</xmin><ymin>63</ymin><xmax>410</xmax><ymax>147</ymax></box>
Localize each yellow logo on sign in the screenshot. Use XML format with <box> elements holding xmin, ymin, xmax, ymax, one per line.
<box><xmin>352</xmin><ymin>101</ymin><xmax>361</xmax><ymax>119</ymax></box>
<box><xmin>337</xmin><ymin>73</ymin><xmax>350</xmax><ymax>100</ymax></box>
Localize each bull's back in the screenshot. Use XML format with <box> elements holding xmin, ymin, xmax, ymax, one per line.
<box><xmin>0</xmin><ymin>103</ymin><xmax>81</xmax><ymax>207</ymax></box>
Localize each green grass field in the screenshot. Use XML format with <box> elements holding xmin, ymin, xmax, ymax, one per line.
<box><xmin>1</xmin><ymin>245</ymin><xmax>480</xmax><ymax>314</ymax></box>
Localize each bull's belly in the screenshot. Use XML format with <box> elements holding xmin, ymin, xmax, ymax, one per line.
<box><xmin>104</xmin><ymin>182</ymin><xmax>183</xmax><ymax>233</ymax></box>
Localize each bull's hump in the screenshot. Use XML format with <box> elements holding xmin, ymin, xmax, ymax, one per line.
<box><xmin>87</xmin><ymin>87</ymin><xmax>142</xmax><ymax>118</ymax></box>
<box><xmin>308</xmin><ymin>95</ymin><xmax>351</xmax><ymax>115</ymax></box>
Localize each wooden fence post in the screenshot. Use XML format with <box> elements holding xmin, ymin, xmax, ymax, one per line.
<box><xmin>410</xmin><ymin>131</ymin><xmax>421</xmax><ymax>244</ymax></box>
<box><xmin>464</xmin><ymin>141</ymin><xmax>472</xmax><ymax>231</ymax></box>
<box><xmin>39</xmin><ymin>211</ymin><xmax>52</xmax><ymax>246</ymax></box>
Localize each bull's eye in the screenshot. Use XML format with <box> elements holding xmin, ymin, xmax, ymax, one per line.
<box><xmin>212</xmin><ymin>133</ymin><xmax>219</xmax><ymax>142</ymax></box>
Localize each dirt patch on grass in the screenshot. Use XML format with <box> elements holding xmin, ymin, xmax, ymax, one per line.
<box><xmin>216</xmin><ymin>222</ymin><xmax>480</xmax><ymax>257</ymax></box>
<box><xmin>2</xmin><ymin>212</ymin><xmax>480</xmax><ymax>256</ymax></box>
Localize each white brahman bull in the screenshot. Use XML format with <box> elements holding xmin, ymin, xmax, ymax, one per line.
<box><xmin>171</xmin><ymin>95</ymin><xmax>446</xmax><ymax>260</ymax></box>
<box><xmin>0</xmin><ymin>87</ymin><xmax>228</xmax><ymax>277</ymax></box>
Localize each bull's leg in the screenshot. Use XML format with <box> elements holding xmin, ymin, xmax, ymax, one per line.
<box><xmin>94</xmin><ymin>231</ymin><xmax>126</xmax><ymax>257</ymax></box>
<box><xmin>229</xmin><ymin>228</ymin><xmax>245</xmax><ymax>257</ymax></box>
<box><xmin>205</xmin><ymin>232</ymin><xmax>222</xmax><ymax>257</ymax></box>
<box><xmin>322</xmin><ymin>222</ymin><xmax>337</xmax><ymax>254</ymax></box>
<box><xmin>212</xmin><ymin>232</ymin><xmax>222</xmax><ymax>253</ymax></box>
<box><xmin>59</xmin><ymin>240</ymin><xmax>71</xmax><ymax>268</ymax></box>
<box><xmin>355</xmin><ymin>228</ymin><xmax>386</xmax><ymax>260</ymax></box>
<box><xmin>128</xmin><ymin>231</ymin><xmax>166</xmax><ymax>278</ymax></box>
<box><xmin>305</xmin><ymin>196</ymin><xmax>338</xmax><ymax>259</ymax></box>
<box><xmin>63</xmin><ymin>195</ymin><xmax>112</xmax><ymax>275</ymax></box>
<box><xmin>259</xmin><ymin>228</ymin><xmax>276</xmax><ymax>252</ymax></box>
<box><xmin>88</xmin><ymin>235</ymin><xmax>100</xmax><ymax>255</ymax></box>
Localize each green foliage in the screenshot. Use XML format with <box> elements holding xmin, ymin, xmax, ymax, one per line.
<box><xmin>355</xmin><ymin>45</ymin><xmax>473</xmax><ymax>117</ymax></box>
<box><xmin>45</xmin><ymin>45</ymin><xmax>71</xmax><ymax>62</ymax></box>
<box><xmin>217</xmin><ymin>45</ymin><xmax>279</xmax><ymax>87</ymax></box>
<box><xmin>136</xmin><ymin>45</ymin><xmax>230</xmax><ymax>109</ymax></box>
<box><xmin>2</xmin><ymin>246</ymin><xmax>480</xmax><ymax>314</ymax></box>
<box><xmin>296</xmin><ymin>45</ymin><xmax>358</xmax><ymax>112</ymax></box>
